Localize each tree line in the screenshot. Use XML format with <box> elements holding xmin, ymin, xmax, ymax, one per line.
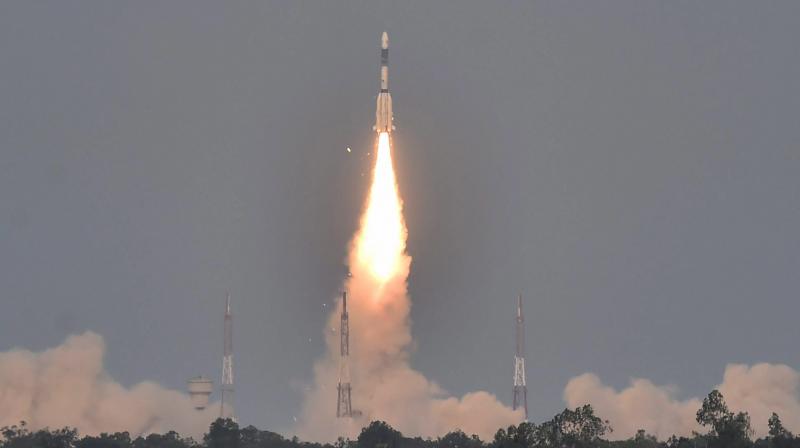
<box><xmin>2</xmin><ymin>389</ymin><xmax>799</xmax><ymax>448</ymax></box>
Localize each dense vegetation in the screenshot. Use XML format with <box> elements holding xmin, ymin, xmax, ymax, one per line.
<box><xmin>3</xmin><ymin>390</ymin><xmax>799</xmax><ymax>448</ymax></box>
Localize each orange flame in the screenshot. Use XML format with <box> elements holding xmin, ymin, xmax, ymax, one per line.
<box><xmin>355</xmin><ymin>132</ymin><xmax>406</xmax><ymax>284</ymax></box>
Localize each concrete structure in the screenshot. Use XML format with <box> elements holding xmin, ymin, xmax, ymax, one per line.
<box><xmin>187</xmin><ymin>376</ymin><xmax>213</xmax><ymax>410</ymax></box>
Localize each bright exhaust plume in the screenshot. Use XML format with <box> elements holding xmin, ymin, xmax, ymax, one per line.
<box><xmin>356</xmin><ymin>132</ymin><xmax>406</xmax><ymax>285</ymax></box>
<box><xmin>295</xmin><ymin>133</ymin><xmax>521</xmax><ymax>441</ymax></box>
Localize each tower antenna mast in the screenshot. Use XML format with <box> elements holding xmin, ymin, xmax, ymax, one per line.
<box><xmin>337</xmin><ymin>291</ymin><xmax>354</xmax><ymax>418</ymax></box>
<box><xmin>513</xmin><ymin>294</ymin><xmax>528</xmax><ymax>420</ymax></box>
<box><xmin>221</xmin><ymin>293</ymin><xmax>235</xmax><ymax>420</ymax></box>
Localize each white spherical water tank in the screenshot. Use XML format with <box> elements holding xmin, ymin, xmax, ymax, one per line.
<box><xmin>187</xmin><ymin>376</ymin><xmax>213</xmax><ymax>410</ymax></box>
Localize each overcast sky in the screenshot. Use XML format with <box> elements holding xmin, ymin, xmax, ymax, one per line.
<box><xmin>1</xmin><ymin>0</ymin><xmax>799</xmax><ymax>433</ymax></box>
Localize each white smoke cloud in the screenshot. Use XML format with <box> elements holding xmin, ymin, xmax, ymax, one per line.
<box><xmin>563</xmin><ymin>373</ymin><xmax>701</xmax><ymax>440</ymax></box>
<box><xmin>718</xmin><ymin>364</ymin><xmax>800</xmax><ymax>438</ymax></box>
<box><xmin>295</xmin><ymin>241</ymin><xmax>521</xmax><ymax>441</ymax></box>
<box><xmin>564</xmin><ymin>363</ymin><xmax>800</xmax><ymax>440</ymax></box>
<box><xmin>0</xmin><ymin>332</ymin><xmax>217</xmax><ymax>439</ymax></box>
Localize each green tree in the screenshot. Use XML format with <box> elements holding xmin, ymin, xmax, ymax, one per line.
<box><xmin>540</xmin><ymin>405</ymin><xmax>611</xmax><ymax>447</ymax></box>
<box><xmin>0</xmin><ymin>423</ymin><xmax>30</xmax><ymax>447</ymax></box>
<box><xmin>76</xmin><ymin>432</ymin><xmax>133</xmax><ymax>448</ymax></box>
<box><xmin>438</xmin><ymin>430</ymin><xmax>483</xmax><ymax>448</ymax></box>
<box><xmin>664</xmin><ymin>435</ymin><xmax>703</xmax><ymax>448</ymax></box>
<box><xmin>356</xmin><ymin>421</ymin><xmax>402</xmax><ymax>448</ymax></box>
<box><xmin>766</xmin><ymin>413</ymin><xmax>795</xmax><ymax>448</ymax></box>
<box><xmin>696</xmin><ymin>390</ymin><xmax>730</xmax><ymax>435</ymax></box>
<box><xmin>334</xmin><ymin>437</ymin><xmax>352</xmax><ymax>448</ymax></box>
<box><xmin>768</xmin><ymin>413</ymin><xmax>792</xmax><ymax>440</ymax></box>
<box><xmin>491</xmin><ymin>422</ymin><xmax>536</xmax><ymax>448</ymax></box>
<box><xmin>205</xmin><ymin>418</ymin><xmax>240</xmax><ymax>448</ymax></box>
<box><xmin>133</xmin><ymin>431</ymin><xmax>195</xmax><ymax>448</ymax></box>
<box><xmin>696</xmin><ymin>390</ymin><xmax>752</xmax><ymax>448</ymax></box>
<box><xmin>623</xmin><ymin>429</ymin><xmax>659</xmax><ymax>448</ymax></box>
<box><xmin>491</xmin><ymin>427</ymin><xmax>513</xmax><ymax>448</ymax></box>
<box><xmin>0</xmin><ymin>422</ymin><xmax>77</xmax><ymax>448</ymax></box>
<box><xmin>240</xmin><ymin>425</ymin><xmax>287</xmax><ymax>448</ymax></box>
<box><xmin>399</xmin><ymin>436</ymin><xmax>436</xmax><ymax>448</ymax></box>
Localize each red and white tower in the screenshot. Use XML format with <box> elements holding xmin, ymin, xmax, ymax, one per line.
<box><xmin>513</xmin><ymin>294</ymin><xmax>528</xmax><ymax>420</ymax></box>
<box><xmin>220</xmin><ymin>293</ymin><xmax>235</xmax><ymax>420</ymax></box>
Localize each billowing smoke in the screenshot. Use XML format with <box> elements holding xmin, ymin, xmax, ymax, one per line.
<box><xmin>0</xmin><ymin>332</ymin><xmax>217</xmax><ymax>438</ymax></box>
<box><xmin>295</xmin><ymin>134</ymin><xmax>522</xmax><ymax>440</ymax></box>
<box><xmin>564</xmin><ymin>363</ymin><xmax>800</xmax><ymax>440</ymax></box>
<box><xmin>563</xmin><ymin>373</ymin><xmax>702</xmax><ymax>440</ymax></box>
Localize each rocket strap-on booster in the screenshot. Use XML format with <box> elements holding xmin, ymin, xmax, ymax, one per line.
<box><xmin>374</xmin><ymin>32</ymin><xmax>394</xmax><ymax>133</ymax></box>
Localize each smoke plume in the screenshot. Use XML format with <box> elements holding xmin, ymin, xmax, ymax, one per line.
<box><xmin>295</xmin><ymin>134</ymin><xmax>522</xmax><ymax>440</ymax></box>
<box><xmin>564</xmin><ymin>363</ymin><xmax>800</xmax><ymax>440</ymax></box>
<box><xmin>0</xmin><ymin>332</ymin><xmax>217</xmax><ymax>438</ymax></box>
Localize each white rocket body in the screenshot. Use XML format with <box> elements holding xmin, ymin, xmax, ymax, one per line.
<box><xmin>374</xmin><ymin>32</ymin><xmax>394</xmax><ymax>133</ymax></box>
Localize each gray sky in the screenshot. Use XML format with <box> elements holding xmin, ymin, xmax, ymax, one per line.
<box><xmin>1</xmin><ymin>0</ymin><xmax>799</xmax><ymax>434</ymax></box>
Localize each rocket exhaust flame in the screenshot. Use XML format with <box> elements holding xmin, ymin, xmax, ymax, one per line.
<box><xmin>355</xmin><ymin>133</ymin><xmax>406</xmax><ymax>285</ymax></box>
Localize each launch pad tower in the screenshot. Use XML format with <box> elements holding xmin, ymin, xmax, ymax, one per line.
<box><xmin>337</xmin><ymin>291</ymin><xmax>354</xmax><ymax>418</ymax></box>
<box><xmin>220</xmin><ymin>293</ymin><xmax>235</xmax><ymax>420</ymax></box>
<box><xmin>513</xmin><ymin>294</ymin><xmax>528</xmax><ymax>420</ymax></box>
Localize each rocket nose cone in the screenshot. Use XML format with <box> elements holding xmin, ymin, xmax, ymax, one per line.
<box><xmin>381</xmin><ymin>32</ymin><xmax>389</xmax><ymax>49</ymax></box>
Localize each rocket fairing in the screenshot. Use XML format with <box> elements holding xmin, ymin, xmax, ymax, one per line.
<box><xmin>374</xmin><ymin>32</ymin><xmax>394</xmax><ymax>133</ymax></box>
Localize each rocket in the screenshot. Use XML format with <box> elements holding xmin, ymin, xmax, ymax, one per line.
<box><xmin>374</xmin><ymin>32</ymin><xmax>394</xmax><ymax>133</ymax></box>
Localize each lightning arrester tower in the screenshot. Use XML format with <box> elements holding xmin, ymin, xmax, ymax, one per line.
<box><xmin>337</xmin><ymin>291</ymin><xmax>353</xmax><ymax>418</ymax></box>
<box><xmin>220</xmin><ymin>293</ymin><xmax>235</xmax><ymax>420</ymax></box>
<box><xmin>513</xmin><ymin>294</ymin><xmax>528</xmax><ymax>420</ymax></box>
